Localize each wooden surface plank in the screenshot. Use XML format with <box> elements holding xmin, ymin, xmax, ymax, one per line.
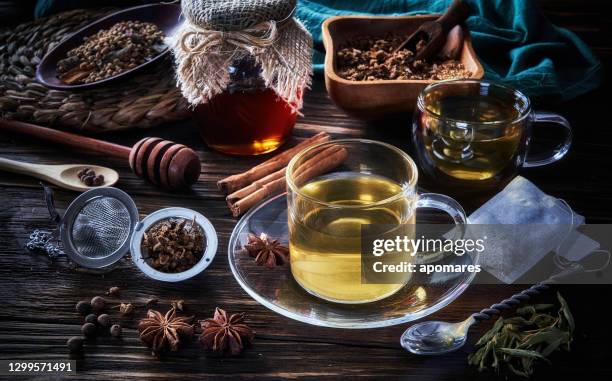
<box><xmin>1</xmin><ymin>3</ymin><xmax>612</xmax><ymax>380</ymax></box>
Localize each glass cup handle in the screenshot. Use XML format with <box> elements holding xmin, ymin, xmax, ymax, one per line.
<box><xmin>417</xmin><ymin>193</ymin><xmax>468</xmax><ymax>225</ymax></box>
<box><xmin>415</xmin><ymin>193</ymin><xmax>468</xmax><ymax>255</ymax></box>
<box><xmin>524</xmin><ymin>111</ymin><xmax>573</xmax><ymax>168</ymax></box>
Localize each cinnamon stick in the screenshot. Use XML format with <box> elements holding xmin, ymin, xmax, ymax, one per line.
<box><xmin>226</xmin><ymin>142</ymin><xmax>334</xmax><ymax>204</ymax></box>
<box><xmin>226</xmin><ymin>168</ymin><xmax>286</xmax><ymax>204</ymax></box>
<box><xmin>228</xmin><ymin>144</ymin><xmax>348</xmax><ymax>217</ymax></box>
<box><xmin>217</xmin><ymin>132</ymin><xmax>330</xmax><ymax>194</ymax></box>
<box><xmin>294</xmin><ymin>145</ymin><xmax>347</xmax><ymax>185</ymax></box>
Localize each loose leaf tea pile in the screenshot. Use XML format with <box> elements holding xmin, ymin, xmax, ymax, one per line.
<box><xmin>141</xmin><ymin>217</ymin><xmax>204</xmax><ymax>273</ymax></box>
<box><xmin>336</xmin><ymin>34</ymin><xmax>471</xmax><ymax>81</ymax></box>
<box><xmin>468</xmin><ymin>292</ymin><xmax>574</xmax><ymax>377</ymax></box>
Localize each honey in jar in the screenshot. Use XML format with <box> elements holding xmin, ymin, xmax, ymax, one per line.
<box><xmin>193</xmin><ymin>59</ymin><xmax>298</xmax><ymax>155</ymax></box>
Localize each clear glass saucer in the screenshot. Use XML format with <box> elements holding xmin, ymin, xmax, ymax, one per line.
<box><xmin>228</xmin><ymin>193</ymin><xmax>477</xmax><ymax>329</ymax></box>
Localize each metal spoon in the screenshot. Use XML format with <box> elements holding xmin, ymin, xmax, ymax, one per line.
<box><xmin>401</xmin><ymin>313</ymin><xmax>478</xmax><ymax>355</ymax></box>
<box><xmin>0</xmin><ymin>157</ymin><xmax>119</xmax><ymax>192</ymax></box>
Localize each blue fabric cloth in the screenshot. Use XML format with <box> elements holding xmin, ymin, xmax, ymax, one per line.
<box><xmin>297</xmin><ymin>0</ymin><xmax>603</xmax><ymax>101</ymax></box>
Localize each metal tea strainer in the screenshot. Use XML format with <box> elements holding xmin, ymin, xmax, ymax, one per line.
<box><xmin>48</xmin><ymin>187</ymin><xmax>217</xmax><ymax>281</ymax></box>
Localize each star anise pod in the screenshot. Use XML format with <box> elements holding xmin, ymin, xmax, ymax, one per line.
<box><xmin>244</xmin><ymin>233</ymin><xmax>289</xmax><ymax>268</ymax></box>
<box><xmin>138</xmin><ymin>308</ymin><xmax>194</xmax><ymax>355</ymax></box>
<box><xmin>199</xmin><ymin>307</ymin><xmax>255</xmax><ymax>356</ymax></box>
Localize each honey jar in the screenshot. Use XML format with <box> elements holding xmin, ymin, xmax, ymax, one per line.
<box><xmin>171</xmin><ymin>0</ymin><xmax>312</xmax><ymax>156</ymax></box>
<box><xmin>192</xmin><ymin>59</ymin><xmax>298</xmax><ymax>155</ymax></box>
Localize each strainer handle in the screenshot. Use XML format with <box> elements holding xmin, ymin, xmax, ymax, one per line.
<box><xmin>42</xmin><ymin>185</ymin><xmax>61</xmax><ymax>224</ymax></box>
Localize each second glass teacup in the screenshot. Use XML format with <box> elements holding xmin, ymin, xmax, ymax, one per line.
<box><xmin>413</xmin><ymin>80</ymin><xmax>572</xmax><ymax>188</ymax></box>
<box><xmin>286</xmin><ymin>139</ymin><xmax>467</xmax><ymax>304</ymax></box>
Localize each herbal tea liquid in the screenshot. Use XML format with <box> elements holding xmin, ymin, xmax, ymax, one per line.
<box><xmin>289</xmin><ymin>173</ymin><xmax>415</xmax><ymax>304</ymax></box>
<box><xmin>421</xmin><ymin>94</ymin><xmax>525</xmax><ymax>181</ymax></box>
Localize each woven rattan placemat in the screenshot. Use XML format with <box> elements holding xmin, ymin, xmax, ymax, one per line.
<box><xmin>0</xmin><ymin>9</ymin><xmax>189</xmax><ymax>133</ymax></box>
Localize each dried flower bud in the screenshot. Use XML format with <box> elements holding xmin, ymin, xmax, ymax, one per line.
<box><xmin>171</xmin><ymin>300</ymin><xmax>185</xmax><ymax>312</ymax></box>
<box><xmin>85</xmin><ymin>314</ymin><xmax>98</xmax><ymax>325</ymax></box>
<box><xmin>119</xmin><ymin>303</ymin><xmax>134</xmax><ymax>315</ymax></box>
<box><xmin>141</xmin><ymin>217</ymin><xmax>204</xmax><ymax>273</ymax></box>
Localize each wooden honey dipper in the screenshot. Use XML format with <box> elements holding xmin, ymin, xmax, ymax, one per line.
<box><xmin>0</xmin><ymin>119</ymin><xmax>201</xmax><ymax>190</ymax></box>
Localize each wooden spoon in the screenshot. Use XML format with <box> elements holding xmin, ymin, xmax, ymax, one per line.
<box><xmin>0</xmin><ymin>157</ymin><xmax>119</xmax><ymax>192</ymax></box>
<box><xmin>0</xmin><ymin>119</ymin><xmax>200</xmax><ymax>190</ymax></box>
<box><xmin>394</xmin><ymin>0</ymin><xmax>470</xmax><ymax>61</ymax></box>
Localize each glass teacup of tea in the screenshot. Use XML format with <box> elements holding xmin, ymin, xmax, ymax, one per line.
<box><xmin>413</xmin><ymin>80</ymin><xmax>572</xmax><ymax>188</ymax></box>
<box><xmin>286</xmin><ymin>139</ymin><xmax>467</xmax><ymax>304</ymax></box>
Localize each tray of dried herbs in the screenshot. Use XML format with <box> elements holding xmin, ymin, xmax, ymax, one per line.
<box><xmin>468</xmin><ymin>292</ymin><xmax>575</xmax><ymax>377</ymax></box>
<box><xmin>56</xmin><ymin>20</ymin><xmax>165</xmax><ymax>85</ymax></box>
<box><xmin>336</xmin><ymin>33</ymin><xmax>472</xmax><ymax>81</ymax></box>
<box><xmin>34</xmin><ymin>3</ymin><xmax>183</xmax><ymax>93</ymax></box>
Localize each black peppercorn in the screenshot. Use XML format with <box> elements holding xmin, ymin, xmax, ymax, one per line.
<box><xmin>67</xmin><ymin>336</ymin><xmax>84</xmax><ymax>353</ymax></box>
<box><xmin>85</xmin><ymin>314</ymin><xmax>98</xmax><ymax>325</ymax></box>
<box><xmin>82</xmin><ymin>175</ymin><xmax>95</xmax><ymax>186</ymax></box>
<box><xmin>82</xmin><ymin>322</ymin><xmax>97</xmax><ymax>337</ymax></box>
<box><xmin>77</xmin><ymin>167</ymin><xmax>105</xmax><ymax>187</ymax></box>
<box><xmin>91</xmin><ymin>296</ymin><xmax>106</xmax><ymax>312</ymax></box>
<box><xmin>97</xmin><ymin>314</ymin><xmax>111</xmax><ymax>328</ymax></box>
<box><xmin>92</xmin><ymin>175</ymin><xmax>105</xmax><ymax>186</ymax></box>
<box><xmin>106</xmin><ymin>286</ymin><xmax>121</xmax><ymax>297</ymax></box>
<box><xmin>76</xmin><ymin>300</ymin><xmax>91</xmax><ymax>315</ymax></box>
<box><xmin>110</xmin><ymin>324</ymin><xmax>122</xmax><ymax>338</ymax></box>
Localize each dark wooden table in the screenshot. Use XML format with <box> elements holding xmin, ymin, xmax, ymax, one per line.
<box><xmin>1</xmin><ymin>3</ymin><xmax>612</xmax><ymax>380</ymax></box>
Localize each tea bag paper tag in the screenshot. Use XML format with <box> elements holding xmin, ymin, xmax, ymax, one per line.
<box><xmin>469</xmin><ymin>176</ymin><xmax>599</xmax><ymax>283</ymax></box>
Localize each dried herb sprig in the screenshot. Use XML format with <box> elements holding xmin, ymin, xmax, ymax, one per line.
<box><xmin>468</xmin><ymin>292</ymin><xmax>574</xmax><ymax>377</ymax></box>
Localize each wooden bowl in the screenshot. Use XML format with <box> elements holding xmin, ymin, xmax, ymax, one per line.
<box><xmin>36</xmin><ymin>3</ymin><xmax>182</xmax><ymax>90</ymax></box>
<box><xmin>322</xmin><ymin>15</ymin><xmax>484</xmax><ymax>119</ymax></box>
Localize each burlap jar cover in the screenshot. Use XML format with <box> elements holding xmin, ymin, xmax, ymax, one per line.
<box><xmin>171</xmin><ymin>0</ymin><xmax>312</xmax><ymax>109</ymax></box>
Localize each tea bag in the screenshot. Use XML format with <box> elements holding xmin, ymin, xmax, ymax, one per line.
<box><xmin>469</xmin><ymin>176</ymin><xmax>599</xmax><ymax>283</ymax></box>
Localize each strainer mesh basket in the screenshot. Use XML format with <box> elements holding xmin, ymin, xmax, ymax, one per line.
<box><xmin>70</xmin><ymin>196</ymin><xmax>132</xmax><ymax>259</ymax></box>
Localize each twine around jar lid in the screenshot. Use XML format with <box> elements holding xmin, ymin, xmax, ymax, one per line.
<box><xmin>171</xmin><ymin>0</ymin><xmax>312</xmax><ymax>108</ymax></box>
